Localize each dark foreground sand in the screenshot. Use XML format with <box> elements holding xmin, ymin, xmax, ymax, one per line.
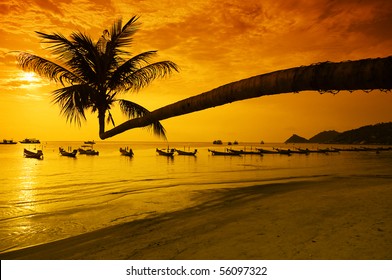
<box><xmin>1</xmin><ymin>176</ymin><xmax>391</xmax><ymax>260</ymax></box>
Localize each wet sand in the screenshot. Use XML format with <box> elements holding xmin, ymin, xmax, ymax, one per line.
<box><xmin>1</xmin><ymin>176</ymin><xmax>391</xmax><ymax>260</ymax></box>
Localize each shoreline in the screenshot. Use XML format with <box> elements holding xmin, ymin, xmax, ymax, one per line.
<box><xmin>1</xmin><ymin>176</ymin><xmax>391</xmax><ymax>260</ymax></box>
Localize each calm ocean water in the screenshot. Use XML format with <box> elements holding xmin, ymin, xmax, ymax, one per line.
<box><xmin>1</xmin><ymin>141</ymin><xmax>392</xmax><ymax>253</ymax></box>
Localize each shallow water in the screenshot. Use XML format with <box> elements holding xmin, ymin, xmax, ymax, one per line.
<box><xmin>1</xmin><ymin>141</ymin><xmax>392</xmax><ymax>253</ymax></box>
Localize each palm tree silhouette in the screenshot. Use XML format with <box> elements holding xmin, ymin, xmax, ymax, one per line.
<box><xmin>99</xmin><ymin>56</ymin><xmax>392</xmax><ymax>139</ymax></box>
<box><xmin>17</xmin><ymin>16</ymin><xmax>178</xmax><ymax>139</ymax></box>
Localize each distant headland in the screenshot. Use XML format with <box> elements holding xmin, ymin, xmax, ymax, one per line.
<box><xmin>285</xmin><ymin>122</ymin><xmax>392</xmax><ymax>145</ymax></box>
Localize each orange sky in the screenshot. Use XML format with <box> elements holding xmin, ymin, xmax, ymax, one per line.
<box><xmin>1</xmin><ymin>0</ymin><xmax>392</xmax><ymax>142</ymax></box>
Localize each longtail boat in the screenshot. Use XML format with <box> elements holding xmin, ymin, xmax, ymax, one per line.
<box><xmin>175</xmin><ymin>148</ymin><xmax>197</xmax><ymax>156</ymax></box>
<box><xmin>275</xmin><ymin>148</ymin><xmax>292</xmax><ymax>155</ymax></box>
<box><xmin>120</xmin><ymin>147</ymin><xmax>134</xmax><ymax>157</ymax></box>
<box><xmin>256</xmin><ymin>148</ymin><xmax>279</xmax><ymax>154</ymax></box>
<box><xmin>24</xmin><ymin>148</ymin><xmax>43</xmax><ymax>159</ymax></box>
<box><xmin>156</xmin><ymin>148</ymin><xmax>175</xmax><ymax>157</ymax></box>
<box><xmin>59</xmin><ymin>147</ymin><xmax>77</xmax><ymax>158</ymax></box>
<box><xmin>208</xmin><ymin>149</ymin><xmax>241</xmax><ymax>156</ymax></box>
<box><xmin>78</xmin><ymin>144</ymin><xmax>99</xmax><ymax>155</ymax></box>
<box><xmin>227</xmin><ymin>148</ymin><xmax>262</xmax><ymax>155</ymax></box>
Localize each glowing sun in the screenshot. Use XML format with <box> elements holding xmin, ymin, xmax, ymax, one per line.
<box><xmin>20</xmin><ymin>72</ymin><xmax>40</xmax><ymax>82</ymax></box>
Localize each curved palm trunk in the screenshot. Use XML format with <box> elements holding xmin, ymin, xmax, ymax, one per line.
<box><xmin>100</xmin><ymin>56</ymin><xmax>392</xmax><ymax>139</ymax></box>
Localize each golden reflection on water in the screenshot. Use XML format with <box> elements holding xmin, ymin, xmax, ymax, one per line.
<box><xmin>16</xmin><ymin>158</ymin><xmax>41</xmax><ymax>226</ymax></box>
<box><xmin>0</xmin><ymin>156</ymin><xmax>43</xmax><ymax>250</ymax></box>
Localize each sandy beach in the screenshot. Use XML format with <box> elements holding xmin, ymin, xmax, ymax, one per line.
<box><xmin>1</xmin><ymin>176</ymin><xmax>391</xmax><ymax>260</ymax></box>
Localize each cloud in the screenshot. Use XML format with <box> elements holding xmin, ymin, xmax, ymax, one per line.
<box><xmin>0</xmin><ymin>0</ymin><xmax>116</xmax><ymax>39</ymax></box>
<box><xmin>1</xmin><ymin>0</ymin><xmax>392</xmax><ymax>141</ymax></box>
<box><xmin>0</xmin><ymin>48</ymin><xmax>18</xmax><ymax>66</ymax></box>
<box><xmin>107</xmin><ymin>0</ymin><xmax>392</xmax><ymax>100</ymax></box>
<box><xmin>2</xmin><ymin>0</ymin><xmax>391</xmax><ymax>85</ymax></box>
<box><xmin>31</xmin><ymin>0</ymin><xmax>65</xmax><ymax>16</ymax></box>
<box><xmin>0</xmin><ymin>77</ymin><xmax>47</xmax><ymax>91</ymax></box>
<box><xmin>0</xmin><ymin>66</ymin><xmax>51</xmax><ymax>93</ymax></box>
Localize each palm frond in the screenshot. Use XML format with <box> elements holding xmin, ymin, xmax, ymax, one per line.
<box><xmin>69</xmin><ymin>32</ymin><xmax>100</xmax><ymax>74</ymax></box>
<box><xmin>17</xmin><ymin>52</ymin><xmax>81</xmax><ymax>85</ymax></box>
<box><xmin>110</xmin><ymin>60</ymin><xmax>179</xmax><ymax>93</ymax></box>
<box><xmin>107</xmin><ymin>110</ymin><xmax>116</xmax><ymax>127</ymax></box>
<box><xmin>108</xmin><ymin>50</ymin><xmax>156</xmax><ymax>90</ymax></box>
<box><xmin>110</xmin><ymin>16</ymin><xmax>140</xmax><ymax>51</ymax></box>
<box><xmin>36</xmin><ymin>31</ymin><xmax>97</xmax><ymax>83</ymax></box>
<box><xmin>35</xmin><ymin>31</ymin><xmax>73</xmax><ymax>56</ymax></box>
<box><xmin>118</xmin><ymin>99</ymin><xmax>166</xmax><ymax>139</ymax></box>
<box><xmin>52</xmin><ymin>84</ymin><xmax>95</xmax><ymax>126</ymax></box>
<box><xmin>118</xmin><ymin>99</ymin><xmax>148</xmax><ymax>118</ymax></box>
<box><xmin>104</xmin><ymin>16</ymin><xmax>141</xmax><ymax>69</ymax></box>
<box><xmin>122</xmin><ymin>50</ymin><xmax>158</xmax><ymax>69</ymax></box>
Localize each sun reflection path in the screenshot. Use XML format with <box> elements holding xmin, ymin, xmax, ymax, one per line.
<box><xmin>15</xmin><ymin>158</ymin><xmax>42</xmax><ymax>228</ymax></box>
<box><xmin>0</xmin><ymin>156</ymin><xmax>46</xmax><ymax>251</ymax></box>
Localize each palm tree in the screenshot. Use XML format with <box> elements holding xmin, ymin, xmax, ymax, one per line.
<box><xmin>17</xmin><ymin>16</ymin><xmax>178</xmax><ymax>139</ymax></box>
<box><xmin>100</xmin><ymin>56</ymin><xmax>392</xmax><ymax>139</ymax></box>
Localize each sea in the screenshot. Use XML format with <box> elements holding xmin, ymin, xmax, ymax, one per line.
<box><xmin>1</xmin><ymin>141</ymin><xmax>392</xmax><ymax>254</ymax></box>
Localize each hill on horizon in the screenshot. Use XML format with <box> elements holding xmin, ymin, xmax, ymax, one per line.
<box><xmin>284</xmin><ymin>122</ymin><xmax>392</xmax><ymax>145</ymax></box>
<box><xmin>309</xmin><ymin>130</ymin><xmax>341</xmax><ymax>143</ymax></box>
<box><xmin>284</xmin><ymin>134</ymin><xmax>309</xmax><ymax>144</ymax></box>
